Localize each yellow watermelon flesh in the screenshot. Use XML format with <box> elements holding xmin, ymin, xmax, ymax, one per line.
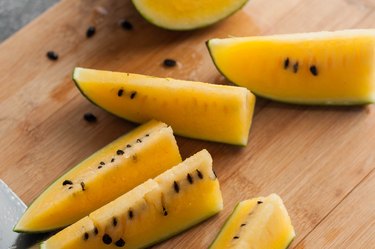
<box><xmin>131</xmin><ymin>0</ymin><xmax>249</xmax><ymax>30</ymax></box>
<box><xmin>14</xmin><ymin>120</ymin><xmax>181</xmax><ymax>232</ymax></box>
<box><xmin>41</xmin><ymin>149</ymin><xmax>223</xmax><ymax>249</ymax></box>
<box><xmin>73</xmin><ymin>67</ymin><xmax>255</xmax><ymax>145</ymax></box>
<box><xmin>209</xmin><ymin>194</ymin><xmax>295</xmax><ymax>249</ymax></box>
<box><xmin>207</xmin><ymin>29</ymin><xmax>375</xmax><ymax>105</ymax></box>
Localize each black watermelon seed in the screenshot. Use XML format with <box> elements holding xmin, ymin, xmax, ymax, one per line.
<box><xmin>233</xmin><ymin>236</ymin><xmax>239</xmax><ymax>239</ymax></box>
<box><xmin>130</xmin><ymin>91</ymin><xmax>137</xmax><ymax>99</ymax></box>
<box><xmin>117</xmin><ymin>150</ymin><xmax>124</xmax><ymax>155</ymax></box>
<box><xmin>111</xmin><ymin>158</ymin><xmax>115</xmax><ymax>163</ymax></box>
<box><xmin>310</xmin><ymin>65</ymin><xmax>318</xmax><ymax>76</ymax></box>
<box><xmin>80</xmin><ymin>182</ymin><xmax>86</xmax><ymax>191</ymax></box>
<box><xmin>145</xmin><ymin>134</ymin><xmax>149</xmax><ymax>137</ymax></box>
<box><xmin>86</xmin><ymin>26</ymin><xmax>96</xmax><ymax>38</ymax></box>
<box><xmin>102</xmin><ymin>234</ymin><xmax>112</xmax><ymax>245</ymax></box>
<box><xmin>173</xmin><ymin>181</ymin><xmax>180</xmax><ymax>193</ymax></box>
<box><xmin>46</xmin><ymin>51</ymin><xmax>58</xmax><ymax>61</ymax></box>
<box><xmin>163</xmin><ymin>207</ymin><xmax>168</xmax><ymax>216</ymax></box>
<box><xmin>100</xmin><ymin>161</ymin><xmax>105</xmax><ymax>165</ymax></box>
<box><xmin>94</xmin><ymin>227</ymin><xmax>98</xmax><ymax>235</ymax></box>
<box><xmin>115</xmin><ymin>238</ymin><xmax>126</xmax><ymax>247</ymax></box>
<box><xmin>98</xmin><ymin>165</ymin><xmax>102</xmax><ymax>169</ymax></box>
<box><xmin>293</xmin><ymin>62</ymin><xmax>299</xmax><ymax>73</ymax></box>
<box><xmin>83</xmin><ymin>113</ymin><xmax>97</xmax><ymax>123</ymax></box>
<box><xmin>121</xmin><ymin>20</ymin><xmax>133</xmax><ymax>30</ymax></box>
<box><xmin>83</xmin><ymin>232</ymin><xmax>89</xmax><ymax>240</ymax></box>
<box><xmin>196</xmin><ymin>169</ymin><xmax>203</xmax><ymax>179</ymax></box>
<box><xmin>113</xmin><ymin>217</ymin><xmax>118</xmax><ymax>227</ymax></box>
<box><xmin>257</xmin><ymin>200</ymin><xmax>263</xmax><ymax>204</ymax></box>
<box><xmin>241</xmin><ymin>223</ymin><xmax>246</xmax><ymax>227</ymax></box>
<box><xmin>126</xmin><ymin>144</ymin><xmax>132</xmax><ymax>148</ymax></box>
<box><xmin>136</xmin><ymin>138</ymin><xmax>142</xmax><ymax>143</ymax></box>
<box><xmin>163</xmin><ymin>59</ymin><xmax>176</xmax><ymax>67</ymax></box>
<box><xmin>62</xmin><ymin>180</ymin><xmax>73</xmax><ymax>186</ymax></box>
<box><xmin>284</xmin><ymin>58</ymin><xmax>290</xmax><ymax>69</ymax></box>
<box><xmin>128</xmin><ymin>209</ymin><xmax>134</xmax><ymax>219</ymax></box>
<box><xmin>118</xmin><ymin>89</ymin><xmax>124</xmax><ymax>97</ymax></box>
<box><xmin>68</xmin><ymin>186</ymin><xmax>73</xmax><ymax>189</ymax></box>
<box><xmin>187</xmin><ymin>173</ymin><xmax>193</xmax><ymax>184</ymax></box>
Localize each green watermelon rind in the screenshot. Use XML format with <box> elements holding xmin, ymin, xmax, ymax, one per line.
<box><xmin>208</xmin><ymin>201</ymin><xmax>242</xmax><ymax>249</ymax></box>
<box><xmin>206</xmin><ymin>39</ymin><xmax>375</xmax><ymax>106</ymax></box>
<box><xmin>72</xmin><ymin>68</ymin><xmax>135</xmax><ymax>124</ymax></box>
<box><xmin>39</xmin><ymin>202</ymin><xmax>221</xmax><ymax>248</ymax></box>
<box><xmin>139</xmin><ymin>210</ymin><xmax>221</xmax><ymax>249</ymax></box>
<box><xmin>131</xmin><ymin>0</ymin><xmax>249</xmax><ymax>31</ymax></box>
<box><xmin>208</xmin><ymin>199</ymin><xmax>296</xmax><ymax>249</ymax></box>
<box><xmin>73</xmin><ymin>67</ymin><xmax>250</xmax><ymax>146</ymax></box>
<box><xmin>13</xmin><ymin>181</ymin><xmax>69</xmax><ymax>233</ymax></box>
<box><xmin>13</xmin><ymin>118</ymin><xmax>163</xmax><ymax>233</ymax></box>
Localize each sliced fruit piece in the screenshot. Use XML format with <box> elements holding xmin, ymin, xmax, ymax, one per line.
<box><xmin>14</xmin><ymin>120</ymin><xmax>181</xmax><ymax>232</ymax></box>
<box><xmin>73</xmin><ymin>67</ymin><xmax>255</xmax><ymax>145</ymax></box>
<box><xmin>131</xmin><ymin>0</ymin><xmax>249</xmax><ymax>30</ymax></box>
<box><xmin>41</xmin><ymin>149</ymin><xmax>223</xmax><ymax>249</ymax></box>
<box><xmin>209</xmin><ymin>194</ymin><xmax>295</xmax><ymax>249</ymax></box>
<box><xmin>207</xmin><ymin>29</ymin><xmax>375</xmax><ymax>105</ymax></box>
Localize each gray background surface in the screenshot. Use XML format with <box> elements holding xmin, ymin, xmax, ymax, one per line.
<box><xmin>0</xmin><ymin>0</ymin><xmax>59</xmax><ymax>42</ymax></box>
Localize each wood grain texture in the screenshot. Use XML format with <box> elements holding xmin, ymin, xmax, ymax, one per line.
<box><xmin>0</xmin><ymin>0</ymin><xmax>374</xmax><ymax>248</ymax></box>
<box><xmin>294</xmin><ymin>169</ymin><xmax>375</xmax><ymax>249</ymax></box>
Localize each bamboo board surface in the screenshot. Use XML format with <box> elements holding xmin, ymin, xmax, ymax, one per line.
<box><xmin>0</xmin><ymin>0</ymin><xmax>375</xmax><ymax>248</ymax></box>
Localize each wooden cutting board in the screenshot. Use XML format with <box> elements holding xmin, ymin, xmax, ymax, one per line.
<box><xmin>1</xmin><ymin>0</ymin><xmax>374</xmax><ymax>248</ymax></box>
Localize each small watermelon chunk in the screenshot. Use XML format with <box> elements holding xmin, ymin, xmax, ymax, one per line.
<box><xmin>209</xmin><ymin>194</ymin><xmax>295</xmax><ymax>249</ymax></box>
<box><xmin>41</xmin><ymin>149</ymin><xmax>223</xmax><ymax>249</ymax></box>
<box><xmin>14</xmin><ymin>120</ymin><xmax>181</xmax><ymax>232</ymax></box>
<box><xmin>207</xmin><ymin>29</ymin><xmax>375</xmax><ymax>105</ymax></box>
<box><xmin>73</xmin><ymin>67</ymin><xmax>255</xmax><ymax>145</ymax></box>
